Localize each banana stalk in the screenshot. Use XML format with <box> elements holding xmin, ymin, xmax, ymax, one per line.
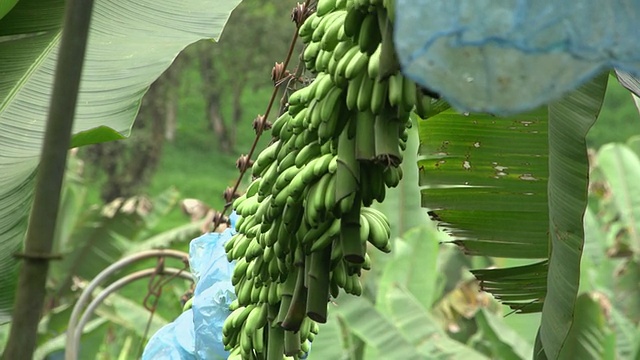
<box><xmin>275</xmin><ymin>272</ymin><xmax>297</xmax><ymax>326</ymax></box>
<box><xmin>339</xmin><ymin>193</ymin><xmax>365</xmax><ymax>264</ymax></box>
<box><xmin>373</xmin><ymin>111</ymin><xmax>402</xmax><ymax>167</ymax></box>
<box><xmin>305</xmin><ymin>245</ymin><xmax>332</xmax><ymax>322</ymax></box>
<box><xmin>266</xmin><ymin>325</ymin><xmax>285</xmax><ymax>360</ymax></box>
<box><xmin>335</xmin><ymin>122</ymin><xmax>360</xmax><ymax>207</ymax></box>
<box><xmin>355</xmin><ymin>110</ymin><xmax>376</xmax><ymax>160</ymax></box>
<box><xmin>281</xmin><ymin>265</ymin><xmax>307</xmax><ymax>331</ymax></box>
<box><xmin>283</xmin><ymin>330</ymin><xmax>301</xmax><ymax>357</ymax></box>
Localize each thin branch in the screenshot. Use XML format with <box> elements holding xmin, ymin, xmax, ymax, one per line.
<box><xmin>213</xmin><ymin>0</ymin><xmax>313</xmax><ymax>230</ymax></box>
<box><xmin>2</xmin><ymin>0</ymin><xmax>95</xmax><ymax>358</ymax></box>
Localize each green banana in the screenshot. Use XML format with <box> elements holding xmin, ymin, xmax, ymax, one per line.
<box><xmin>370</xmin><ymin>76</ymin><xmax>388</xmax><ymax>114</ymax></box>
<box><xmin>344</xmin><ymin>49</ymin><xmax>368</xmax><ymax>80</ymax></box>
<box><xmin>346</xmin><ymin>70</ymin><xmax>365</xmax><ymax>111</ymax></box>
<box><xmin>295</xmin><ymin>141</ymin><xmax>321</xmax><ymax>168</ymax></box>
<box><xmin>357</xmin><ymin>11</ymin><xmax>381</xmax><ymax>55</ymax></box>
<box><xmin>252</xmin><ymin>140</ymin><xmax>280</xmax><ymax>177</ymax></box>
<box><xmin>356</xmin><ymin>74</ymin><xmax>374</xmax><ymax>112</ymax></box>
<box><xmin>316</xmin><ymin>0</ymin><xmax>337</xmax><ymax>17</ymax></box>
<box><xmin>367</xmin><ymin>43</ymin><xmax>381</xmax><ymax>79</ymax></box>
<box><xmin>343</xmin><ymin>8</ymin><xmax>365</xmax><ymax>38</ymax></box>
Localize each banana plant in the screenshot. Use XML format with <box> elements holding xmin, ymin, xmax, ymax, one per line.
<box><xmin>418</xmin><ymin>73</ymin><xmax>609</xmax><ymax>358</ymax></box>
<box><xmin>0</xmin><ymin>0</ymin><xmax>242</xmax><ymax>323</ymax></box>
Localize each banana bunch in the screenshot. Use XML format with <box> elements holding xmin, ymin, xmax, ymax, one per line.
<box><xmin>222</xmin><ymin>0</ymin><xmax>420</xmax><ymax>358</ymax></box>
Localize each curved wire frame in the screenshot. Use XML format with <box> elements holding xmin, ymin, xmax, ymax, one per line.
<box><xmin>65</xmin><ymin>249</ymin><xmax>193</xmax><ymax>360</ymax></box>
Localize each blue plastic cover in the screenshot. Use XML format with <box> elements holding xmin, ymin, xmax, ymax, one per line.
<box><xmin>395</xmin><ymin>1</ymin><xmax>640</xmax><ymax>115</ymax></box>
<box><xmin>142</xmin><ymin>310</ymin><xmax>196</xmax><ymax>360</ymax></box>
<box><xmin>142</xmin><ymin>212</ymin><xmax>238</xmax><ymax>359</ymax></box>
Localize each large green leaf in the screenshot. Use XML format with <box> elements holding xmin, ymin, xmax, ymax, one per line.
<box><xmin>540</xmin><ymin>73</ymin><xmax>608</xmax><ymax>359</ymax></box>
<box><xmin>418</xmin><ymin>73</ymin><xmax>608</xmax><ymax>357</ymax></box>
<box><xmin>0</xmin><ymin>0</ymin><xmax>242</xmax><ymax>322</ymax></box>
<box><xmin>418</xmin><ymin>109</ymin><xmax>549</xmax><ymax>259</ymax></box>
<box><xmin>418</xmin><ymin>108</ymin><xmax>550</xmax><ymax>312</ymax></box>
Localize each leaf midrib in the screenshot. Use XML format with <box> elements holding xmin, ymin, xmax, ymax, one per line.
<box><xmin>0</xmin><ymin>31</ymin><xmax>61</xmax><ymax>115</ymax></box>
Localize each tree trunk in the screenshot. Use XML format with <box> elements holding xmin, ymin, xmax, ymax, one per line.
<box><xmin>162</xmin><ymin>57</ymin><xmax>181</xmax><ymax>142</ymax></box>
<box><xmin>84</xmin><ymin>78</ymin><xmax>168</xmax><ymax>203</ymax></box>
<box><xmin>207</xmin><ymin>93</ymin><xmax>233</xmax><ymax>153</ymax></box>
<box><xmin>199</xmin><ymin>42</ymin><xmax>234</xmax><ymax>153</ymax></box>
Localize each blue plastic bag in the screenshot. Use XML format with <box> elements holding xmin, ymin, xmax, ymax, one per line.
<box><xmin>142</xmin><ymin>213</ymin><xmax>238</xmax><ymax>359</ymax></box>
<box><xmin>190</xmin><ymin>228</ymin><xmax>237</xmax><ymax>359</ymax></box>
<box><xmin>395</xmin><ymin>0</ymin><xmax>640</xmax><ymax>115</ymax></box>
<box><xmin>141</xmin><ymin>310</ymin><xmax>196</xmax><ymax>360</ymax></box>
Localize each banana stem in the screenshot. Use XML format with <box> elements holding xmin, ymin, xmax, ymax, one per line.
<box><xmin>267</xmin><ymin>303</ymin><xmax>279</xmax><ymax>324</ymax></box>
<box><xmin>275</xmin><ymin>272</ymin><xmax>297</xmax><ymax>326</ymax></box>
<box><xmin>281</xmin><ymin>265</ymin><xmax>307</xmax><ymax>331</ymax></box>
<box><xmin>336</xmin><ymin>125</ymin><xmax>360</xmax><ymax>204</ymax></box>
<box><xmin>374</xmin><ymin>113</ymin><xmax>401</xmax><ymax>167</ymax></box>
<box><xmin>340</xmin><ymin>194</ymin><xmax>364</xmax><ymax>264</ymax></box>
<box><xmin>305</xmin><ymin>245</ymin><xmax>331</xmax><ymax>323</ymax></box>
<box><xmin>266</xmin><ymin>325</ymin><xmax>284</xmax><ymax>360</ymax></box>
<box><xmin>283</xmin><ymin>330</ymin><xmax>301</xmax><ymax>357</ymax></box>
<box><xmin>304</xmin><ymin>253</ymin><xmax>312</xmax><ymax>288</ymax></box>
<box><xmin>355</xmin><ymin>111</ymin><xmax>376</xmax><ymax>161</ymax></box>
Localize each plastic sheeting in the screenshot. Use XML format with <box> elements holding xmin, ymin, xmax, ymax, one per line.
<box><xmin>142</xmin><ymin>213</ymin><xmax>238</xmax><ymax>359</ymax></box>
<box><xmin>395</xmin><ymin>0</ymin><xmax>640</xmax><ymax>115</ymax></box>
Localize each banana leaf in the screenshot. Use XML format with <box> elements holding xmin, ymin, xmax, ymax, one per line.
<box><xmin>0</xmin><ymin>0</ymin><xmax>242</xmax><ymax>322</ymax></box>
<box><xmin>418</xmin><ymin>73</ymin><xmax>608</xmax><ymax>357</ymax></box>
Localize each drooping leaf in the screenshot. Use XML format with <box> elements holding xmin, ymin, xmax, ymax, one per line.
<box><xmin>0</xmin><ymin>0</ymin><xmax>242</xmax><ymax>321</ymax></box>
<box><xmin>418</xmin><ymin>109</ymin><xmax>549</xmax><ymax>259</ymax></box>
<box><xmin>557</xmin><ymin>292</ymin><xmax>616</xmax><ymax>360</ymax></box>
<box><xmin>418</xmin><ymin>107</ymin><xmax>549</xmax><ymax>312</ymax></box>
<box><xmin>394</xmin><ymin>1</ymin><xmax>640</xmax><ymax>115</ymax></box>
<box><xmin>540</xmin><ymin>72</ymin><xmax>608</xmax><ymax>359</ymax></box>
